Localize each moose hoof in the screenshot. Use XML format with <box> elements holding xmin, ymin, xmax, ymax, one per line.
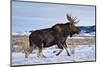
<box><xmin>56</xmin><ymin>54</ymin><xmax>58</xmax><ymax>56</ymax></box>
<box><xmin>56</xmin><ymin>53</ymin><xmax>60</xmax><ymax>56</ymax></box>
<box><xmin>42</xmin><ymin>55</ymin><xmax>47</xmax><ymax>58</ymax></box>
<box><xmin>67</xmin><ymin>53</ymin><xmax>71</xmax><ymax>56</ymax></box>
<box><xmin>37</xmin><ymin>55</ymin><xmax>47</xmax><ymax>58</ymax></box>
<box><xmin>53</xmin><ymin>51</ymin><xmax>57</xmax><ymax>53</ymax></box>
<box><xmin>25</xmin><ymin>56</ymin><xmax>28</xmax><ymax>58</ymax></box>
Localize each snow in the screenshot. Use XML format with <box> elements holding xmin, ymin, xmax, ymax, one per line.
<box><xmin>12</xmin><ymin>32</ymin><xmax>31</xmax><ymax>36</ymax></box>
<box><xmin>68</xmin><ymin>36</ymin><xmax>85</xmax><ymax>39</ymax></box>
<box><xmin>76</xmin><ymin>32</ymin><xmax>95</xmax><ymax>37</ymax></box>
<box><xmin>12</xmin><ymin>32</ymin><xmax>20</xmax><ymax>35</ymax></box>
<box><xmin>11</xmin><ymin>45</ymin><xmax>96</xmax><ymax>66</ymax></box>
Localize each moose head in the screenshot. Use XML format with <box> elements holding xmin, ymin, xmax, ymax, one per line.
<box><xmin>65</xmin><ymin>14</ymin><xmax>81</xmax><ymax>37</ymax></box>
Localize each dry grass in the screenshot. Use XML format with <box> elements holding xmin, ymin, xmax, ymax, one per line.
<box><xmin>11</xmin><ymin>35</ymin><xmax>95</xmax><ymax>52</ymax></box>
<box><xmin>11</xmin><ymin>36</ymin><xmax>30</xmax><ymax>52</ymax></box>
<box><xmin>65</xmin><ymin>38</ymin><xmax>95</xmax><ymax>45</ymax></box>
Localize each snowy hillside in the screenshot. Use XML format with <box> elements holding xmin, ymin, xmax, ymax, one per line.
<box><xmin>12</xmin><ymin>25</ymin><xmax>96</xmax><ymax>37</ymax></box>
<box><xmin>78</xmin><ymin>25</ymin><xmax>96</xmax><ymax>36</ymax></box>
<box><xmin>12</xmin><ymin>45</ymin><xmax>96</xmax><ymax>66</ymax></box>
<box><xmin>79</xmin><ymin>25</ymin><xmax>95</xmax><ymax>33</ymax></box>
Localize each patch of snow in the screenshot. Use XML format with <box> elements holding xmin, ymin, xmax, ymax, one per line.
<box><xmin>12</xmin><ymin>32</ymin><xmax>20</xmax><ymax>35</ymax></box>
<box><xmin>89</xmin><ymin>32</ymin><xmax>95</xmax><ymax>35</ymax></box>
<box><xmin>76</xmin><ymin>33</ymin><xmax>95</xmax><ymax>37</ymax></box>
<box><xmin>68</xmin><ymin>37</ymin><xmax>85</xmax><ymax>39</ymax></box>
<box><xmin>11</xmin><ymin>45</ymin><xmax>96</xmax><ymax>66</ymax></box>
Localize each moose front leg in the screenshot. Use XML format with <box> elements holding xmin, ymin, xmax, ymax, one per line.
<box><xmin>61</xmin><ymin>40</ymin><xmax>70</xmax><ymax>56</ymax></box>
<box><xmin>64</xmin><ymin>43</ymin><xmax>70</xmax><ymax>56</ymax></box>
<box><xmin>56</xmin><ymin>41</ymin><xmax>70</xmax><ymax>56</ymax></box>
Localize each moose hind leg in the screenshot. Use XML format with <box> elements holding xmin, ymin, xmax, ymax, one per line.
<box><xmin>24</xmin><ymin>47</ymin><xmax>33</xmax><ymax>58</ymax></box>
<box><xmin>56</xmin><ymin>49</ymin><xmax>63</xmax><ymax>56</ymax></box>
<box><xmin>25</xmin><ymin>51</ymin><xmax>29</xmax><ymax>58</ymax></box>
<box><xmin>37</xmin><ymin>43</ymin><xmax>46</xmax><ymax>58</ymax></box>
<box><xmin>56</xmin><ymin>42</ymin><xmax>64</xmax><ymax>56</ymax></box>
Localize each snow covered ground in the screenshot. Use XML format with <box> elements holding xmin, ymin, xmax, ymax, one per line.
<box><xmin>11</xmin><ymin>44</ymin><xmax>96</xmax><ymax>66</ymax></box>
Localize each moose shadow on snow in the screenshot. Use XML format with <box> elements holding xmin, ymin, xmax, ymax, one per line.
<box><xmin>24</xmin><ymin>14</ymin><xmax>81</xmax><ymax>58</ymax></box>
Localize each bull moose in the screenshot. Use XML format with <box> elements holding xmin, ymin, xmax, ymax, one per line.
<box><xmin>24</xmin><ymin>14</ymin><xmax>80</xmax><ymax>58</ymax></box>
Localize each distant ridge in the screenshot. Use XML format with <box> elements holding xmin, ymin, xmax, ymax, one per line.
<box><xmin>12</xmin><ymin>25</ymin><xmax>96</xmax><ymax>36</ymax></box>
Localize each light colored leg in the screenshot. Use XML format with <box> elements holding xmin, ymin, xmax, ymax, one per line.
<box><xmin>24</xmin><ymin>47</ymin><xmax>33</xmax><ymax>58</ymax></box>
<box><xmin>25</xmin><ymin>51</ymin><xmax>29</xmax><ymax>58</ymax></box>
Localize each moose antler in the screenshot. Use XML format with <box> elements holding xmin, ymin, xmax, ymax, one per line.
<box><xmin>66</xmin><ymin>14</ymin><xmax>80</xmax><ymax>24</ymax></box>
<box><xmin>66</xmin><ymin>14</ymin><xmax>73</xmax><ymax>22</ymax></box>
